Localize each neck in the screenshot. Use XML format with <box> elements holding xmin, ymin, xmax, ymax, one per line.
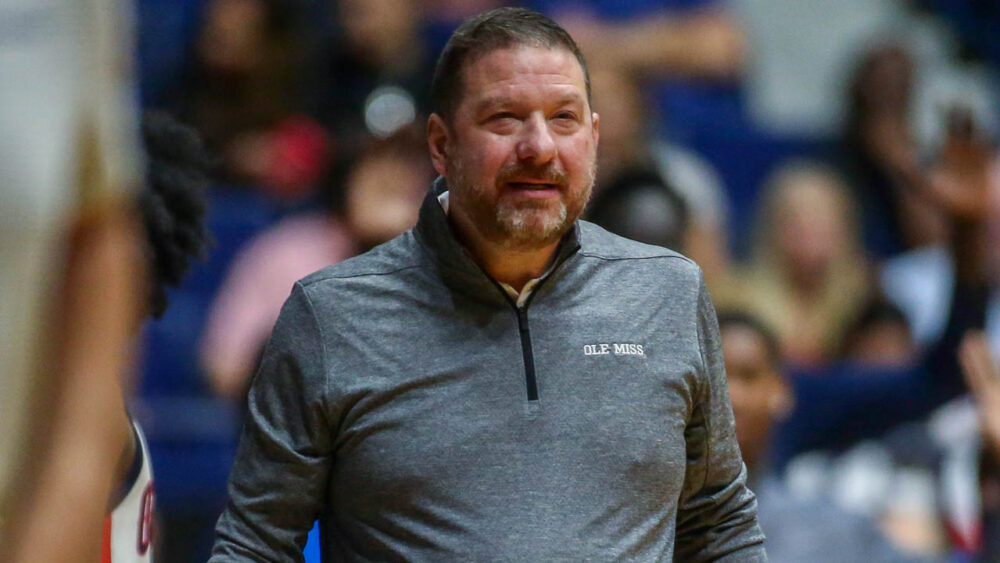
<box><xmin>447</xmin><ymin>212</ymin><xmax>559</xmax><ymax>293</ymax></box>
<box><xmin>478</xmin><ymin>243</ymin><xmax>559</xmax><ymax>293</ymax></box>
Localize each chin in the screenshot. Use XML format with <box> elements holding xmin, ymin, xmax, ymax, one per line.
<box><xmin>497</xmin><ymin>207</ymin><xmax>569</xmax><ymax>248</ymax></box>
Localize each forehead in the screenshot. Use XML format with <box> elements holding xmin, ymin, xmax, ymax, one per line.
<box><xmin>457</xmin><ymin>46</ymin><xmax>587</xmax><ymax>110</ymax></box>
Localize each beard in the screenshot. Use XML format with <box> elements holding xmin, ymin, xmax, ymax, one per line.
<box><xmin>446</xmin><ymin>154</ymin><xmax>596</xmax><ymax>251</ymax></box>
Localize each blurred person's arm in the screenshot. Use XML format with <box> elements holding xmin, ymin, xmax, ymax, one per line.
<box><xmin>860</xmin><ymin>113</ymin><xmax>948</xmax><ymax>249</ymax></box>
<box><xmin>926</xmin><ymin>109</ymin><xmax>994</xmax><ymax>284</ymax></box>
<box><xmin>560</xmin><ymin>9</ymin><xmax>746</xmax><ymax>80</ymax></box>
<box><xmin>960</xmin><ymin>331</ymin><xmax>1000</xmax><ymax>462</ymax></box>
<box><xmin>865</xmin><ymin>107</ymin><xmax>994</xmax><ymax>251</ymax></box>
<box><xmin>919</xmin><ymin>108</ymin><xmax>993</xmax><ymax>388</ymax></box>
<box><xmin>855</xmin><ymin>106</ymin><xmax>994</xmax><ymax>390</ymax></box>
<box><xmin>3</xmin><ymin>201</ymin><xmax>145</xmax><ymax>563</ymax></box>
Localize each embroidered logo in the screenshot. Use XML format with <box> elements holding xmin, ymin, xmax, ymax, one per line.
<box><xmin>583</xmin><ymin>343</ymin><xmax>645</xmax><ymax>357</ymax></box>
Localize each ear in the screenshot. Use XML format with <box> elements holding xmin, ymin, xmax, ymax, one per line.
<box><xmin>591</xmin><ymin>111</ymin><xmax>600</xmax><ymax>147</ymax></box>
<box><xmin>427</xmin><ymin>113</ymin><xmax>450</xmax><ymax>178</ymax></box>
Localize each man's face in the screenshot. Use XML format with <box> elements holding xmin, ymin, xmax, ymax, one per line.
<box><xmin>430</xmin><ymin>46</ymin><xmax>599</xmax><ymax>250</ymax></box>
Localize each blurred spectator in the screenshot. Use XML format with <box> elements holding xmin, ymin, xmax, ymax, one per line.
<box><xmin>532</xmin><ymin>0</ymin><xmax>745</xmax><ymax>81</ymax></box>
<box><xmin>314</xmin><ymin>0</ymin><xmax>433</xmax><ymax>146</ymax></box>
<box><xmin>728</xmin><ymin>161</ymin><xmax>871</xmax><ymax>367</ymax></box>
<box><xmin>587</xmin><ymin>166</ymin><xmax>689</xmax><ymax>253</ymax></box>
<box><xmin>201</xmin><ymin>127</ymin><xmax>431</xmax><ymax>401</ymax></box>
<box><xmin>588</xmin><ymin>64</ymin><xmax>732</xmax><ymax>285</ymax></box>
<box><xmin>841</xmin><ymin>29</ymin><xmax>1000</xmax><ymax>259</ymax></box>
<box><xmin>174</xmin><ymin>0</ymin><xmax>329</xmax><ymax>200</ymax></box>
<box><xmin>528</xmin><ymin>0</ymin><xmax>749</xmax><ymax>156</ymax></box>
<box><xmin>732</xmin><ymin>0</ymin><xmax>906</xmax><ymax>137</ymax></box>
<box><xmin>777</xmin><ymin>284</ymin><xmax>988</xmax><ymax>462</ymax></box>
<box><xmin>422</xmin><ymin>0</ymin><xmax>506</xmax><ymax>52</ymax></box>
<box><xmin>718</xmin><ymin>311</ymin><xmax>917</xmax><ymax>562</ymax></box>
<box><xmin>839</xmin><ymin>299</ymin><xmax>916</xmax><ymax>368</ymax></box>
<box><xmin>875</xmin><ymin>106</ymin><xmax>999</xmax><ymax>351</ymax></box>
<box><xmin>842</xmin><ymin>44</ymin><xmax>948</xmax><ymax>257</ymax></box>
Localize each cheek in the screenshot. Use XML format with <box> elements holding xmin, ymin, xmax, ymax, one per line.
<box><xmin>563</xmin><ymin>136</ymin><xmax>597</xmax><ymax>173</ymax></box>
<box><xmin>454</xmin><ymin>138</ymin><xmax>509</xmax><ymax>179</ymax></box>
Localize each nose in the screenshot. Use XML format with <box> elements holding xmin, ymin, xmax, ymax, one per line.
<box><xmin>515</xmin><ymin>113</ymin><xmax>557</xmax><ymax>165</ymax></box>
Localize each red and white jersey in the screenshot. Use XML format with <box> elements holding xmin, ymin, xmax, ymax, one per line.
<box><xmin>102</xmin><ymin>422</ymin><xmax>154</xmax><ymax>563</ymax></box>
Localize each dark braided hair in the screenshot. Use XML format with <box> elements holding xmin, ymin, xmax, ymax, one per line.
<box><xmin>139</xmin><ymin>111</ymin><xmax>212</xmax><ymax>318</ymax></box>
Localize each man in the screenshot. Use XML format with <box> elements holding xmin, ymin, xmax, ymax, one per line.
<box><xmin>211</xmin><ymin>8</ymin><xmax>764</xmax><ymax>561</ymax></box>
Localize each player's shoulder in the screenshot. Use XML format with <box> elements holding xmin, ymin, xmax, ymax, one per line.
<box><xmin>576</xmin><ymin>220</ymin><xmax>699</xmax><ymax>275</ymax></box>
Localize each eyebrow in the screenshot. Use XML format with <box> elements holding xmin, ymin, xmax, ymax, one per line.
<box><xmin>473</xmin><ymin>92</ymin><xmax>586</xmax><ymax>115</ymax></box>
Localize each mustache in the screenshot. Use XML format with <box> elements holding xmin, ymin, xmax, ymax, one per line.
<box><xmin>495</xmin><ymin>163</ymin><xmax>568</xmax><ymax>187</ymax></box>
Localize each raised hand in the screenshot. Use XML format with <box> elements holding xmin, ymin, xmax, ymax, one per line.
<box><xmin>926</xmin><ymin>107</ymin><xmax>995</xmax><ymax>224</ymax></box>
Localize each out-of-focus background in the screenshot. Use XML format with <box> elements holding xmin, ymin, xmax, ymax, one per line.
<box><xmin>129</xmin><ymin>0</ymin><xmax>1000</xmax><ymax>560</ymax></box>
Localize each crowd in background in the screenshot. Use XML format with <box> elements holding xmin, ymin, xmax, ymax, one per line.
<box><xmin>131</xmin><ymin>0</ymin><xmax>1000</xmax><ymax>560</ymax></box>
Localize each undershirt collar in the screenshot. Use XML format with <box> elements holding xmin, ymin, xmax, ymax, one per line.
<box><xmin>437</xmin><ymin>191</ymin><xmax>554</xmax><ymax>307</ymax></box>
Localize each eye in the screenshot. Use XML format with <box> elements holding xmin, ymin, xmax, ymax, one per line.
<box><xmin>483</xmin><ymin>112</ymin><xmax>519</xmax><ymax>134</ymax></box>
<box><xmin>551</xmin><ymin>111</ymin><xmax>582</xmax><ymax>132</ymax></box>
<box><xmin>490</xmin><ymin>112</ymin><xmax>518</xmax><ymax>122</ymax></box>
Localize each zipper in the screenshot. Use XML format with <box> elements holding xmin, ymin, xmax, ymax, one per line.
<box><xmin>489</xmin><ymin>250</ymin><xmax>573</xmax><ymax>403</ymax></box>
<box><xmin>515</xmin><ymin>306</ymin><xmax>538</xmax><ymax>401</ymax></box>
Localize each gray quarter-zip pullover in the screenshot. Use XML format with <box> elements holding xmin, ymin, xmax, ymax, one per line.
<box><xmin>210</xmin><ymin>181</ymin><xmax>766</xmax><ymax>562</ymax></box>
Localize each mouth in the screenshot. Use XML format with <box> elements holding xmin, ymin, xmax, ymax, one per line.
<box><xmin>505</xmin><ymin>180</ymin><xmax>562</xmax><ymax>198</ymax></box>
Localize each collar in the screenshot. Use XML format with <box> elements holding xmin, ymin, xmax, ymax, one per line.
<box><xmin>414</xmin><ymin>177</ymin><xmax>582</xmax><ymax>305</ymax></box>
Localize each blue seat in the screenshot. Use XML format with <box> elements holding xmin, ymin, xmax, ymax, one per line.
<box><xmin>137</xmin><ymin>0</ymin><xmax>206</xmax><ymax>106</ymax></box>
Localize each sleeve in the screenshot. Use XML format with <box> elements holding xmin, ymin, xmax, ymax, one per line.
<box><xmin>674</xmin><ymin>272</ymin><xmax>767</xmax><ymax>562</ymax></box>
<box><xmin>210</xmin><ymin>282</ymin><xmax>335</xmax><ymax>562</ymax></box>
<box><xmin>923</xmin><ymin>280</ymin><xmax>991</xmax><ymax>394</ymax></box>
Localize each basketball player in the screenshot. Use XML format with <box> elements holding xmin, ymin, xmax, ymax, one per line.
<box><xmin>1</xmin><ymin>1</ymin><xmax>146</xmax><ymax>560</ymax></box>
<box><xmin>3</xmin><ymin>108</ymin><xmax>210</xmax><ymax>561</ymax></box>
<box><xmin>101</xmin><ymin>111</ymin><xmax>211</xmax><ymax>562</ymax></box>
